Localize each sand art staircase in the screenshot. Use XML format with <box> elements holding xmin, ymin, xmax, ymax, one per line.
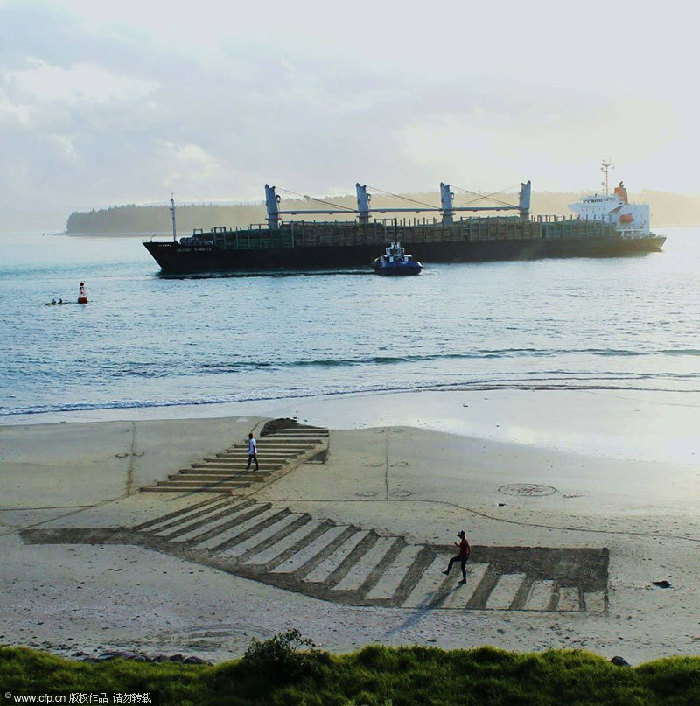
<box><xmin>141</xmin><ymin>423</ymin><xmax>329</xmax><ymax>493</ymax></box>
<box><xmin>25</xmin><ymin>494</ymin><xmax>608</xmax><ymax>613</ymax></box>
<box><xmin>22</xmin><ymin>420</ymin><xmax>608</xmax><ymax>613</ymax></box>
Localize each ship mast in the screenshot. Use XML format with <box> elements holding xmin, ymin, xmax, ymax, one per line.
<box><xmin>170</xmin><ymin>193</ymin><xmax>177</xmax><ymax>242</ymax></box>
<box><xmin>600</xmin><ymin>160</ymin><xmax>613</xmax><ymax>196</ymax></box>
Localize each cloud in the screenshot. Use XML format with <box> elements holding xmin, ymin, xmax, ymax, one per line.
<box><xmin>0</xmin><ymin>90</ymin><xmax>30</xmax><ymax>126</ymax></box>
<box><xmin>162</xmin><ymin>142</ymin><xmax>223</xmax><ymax>187</ymax></box>
<box><xmin>7</xmin><ymin>60</ymin><xmax>158</xmax><ymax>104</ymax></box>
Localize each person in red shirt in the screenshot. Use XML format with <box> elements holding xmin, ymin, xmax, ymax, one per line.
<box><xmin>442</xmin><ymin>530</ymin><xmax>471</xmax><ymax>584</ymax></box>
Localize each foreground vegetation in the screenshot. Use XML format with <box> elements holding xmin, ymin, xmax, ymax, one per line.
<box><xmin>1</xmin><ymin>631</ymin><xmax>699</xmax><ymax>705</ymax></box>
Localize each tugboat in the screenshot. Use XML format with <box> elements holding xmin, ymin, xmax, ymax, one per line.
<box><xmin>371</xmin><ymin>242</ymin><xmax>423</xmax><ymax>276</ymax></box>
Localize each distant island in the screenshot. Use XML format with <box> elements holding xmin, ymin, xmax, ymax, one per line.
<box><xmin>65</xmin><ymin>190</ymin><xmax>700</xmax><ymax>234</ymax></box>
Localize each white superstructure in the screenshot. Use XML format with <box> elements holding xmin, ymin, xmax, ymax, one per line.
<box><xmin>569</xmin><ymin>163</ymin><xmax>651</xmax><ymax>237</ymax></box>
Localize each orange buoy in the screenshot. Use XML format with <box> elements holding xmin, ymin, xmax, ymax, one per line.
<box><xmin>78</xmin><ymin>281</ymin><xmax>88</xmax><ymax>304</ymax></box>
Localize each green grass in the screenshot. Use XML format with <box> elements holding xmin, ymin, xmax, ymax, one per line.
<box><xmin>1</xmin><ymin>638</ymin><xmax>699</xmax><ymax>706</ymax></box>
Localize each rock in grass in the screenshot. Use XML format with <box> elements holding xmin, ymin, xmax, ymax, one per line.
<box><xmin>87</xmin><ymin>650</ymin><xmax>210</xmax><ymax>664</ymax></box>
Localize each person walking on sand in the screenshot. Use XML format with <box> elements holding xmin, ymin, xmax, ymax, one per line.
<box><xmin>246</xmin><ymin>432</ymin><xmax>259</xmax><ymax>471</ymax></box>
<box><xmin>442</xmin><ymin>530</ymin><xmax>471</xmax><ymax>584</ymax></box>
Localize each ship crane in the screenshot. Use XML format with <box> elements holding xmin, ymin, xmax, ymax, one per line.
<box><xmin>169</xmin><ymin>193</ymin><xmax>177</xmax><ymax>242</ymax></box>
<box><xmin>264</xmin><ymin>181</ymin><xmax>532</xmax><ymax>230</ymax></box>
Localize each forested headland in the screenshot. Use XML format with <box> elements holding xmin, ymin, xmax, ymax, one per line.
<box><xmin>65</xmin><ymin>190</ymin><xmax>700</xmax><ymax>234</ymax></box>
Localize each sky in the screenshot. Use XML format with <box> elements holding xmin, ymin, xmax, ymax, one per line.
<box><xmin>1</xmin><ymin>0</ymin><xmax>698</xmax><ymax>229</ymax></box>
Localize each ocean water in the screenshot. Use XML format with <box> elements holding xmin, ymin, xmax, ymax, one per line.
<box><xmin>0</xmin><ymin>228</ymin><xmax>698</xmax><ymax>418</ymax></box>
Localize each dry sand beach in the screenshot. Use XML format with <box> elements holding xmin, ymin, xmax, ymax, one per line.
<box><xmin>1</xmin><ymin>389</ymin><xmax>698</xmax><ymax>665</ymax></box>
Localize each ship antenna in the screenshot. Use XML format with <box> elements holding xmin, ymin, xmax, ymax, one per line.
<box><xmin>170</xmin><ymin>193</ymin><xmax>177</xmax><ymax>242</ymax></box>
<box><xmin>600</xmin><ymin>160</ymin><xmax>613</xmax><ymax>196</ymax></box>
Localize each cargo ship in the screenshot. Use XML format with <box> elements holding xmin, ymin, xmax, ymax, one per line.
<box><xmin>143</xmin><ymin>167</ymin><xmax>666</xmax><ymax>273</ymax></box>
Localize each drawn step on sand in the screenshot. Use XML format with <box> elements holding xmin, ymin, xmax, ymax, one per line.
<box><xmin>141</xmin><ymin>420</ymin><xmax>329</xmax><ymax>493</ymax></box>
<box><xmin>23</xmin><ymin>494</ymin><xmax>609</xmax><ymax>614</ymax></box>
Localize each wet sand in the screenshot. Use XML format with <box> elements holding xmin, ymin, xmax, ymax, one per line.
<box><xmin>1</xmin><ymin>390</ymin><xmax>698</xmax><ymax>663</ymax></box>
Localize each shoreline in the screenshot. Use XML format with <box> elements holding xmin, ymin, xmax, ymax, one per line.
<box><xmin>4</xmin><ymin>387</ymin><xmax>698</xmax><ymax>465</ymax></box>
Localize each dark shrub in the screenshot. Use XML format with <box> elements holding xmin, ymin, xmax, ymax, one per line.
<box><xmin>241</xmin><ymin>629</ymin><xmax>326</xmax><ymax>684</ymax></box>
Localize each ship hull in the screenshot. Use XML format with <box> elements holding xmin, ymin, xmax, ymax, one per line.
<box><xmin>144</xmin><ymin>235</ymin><xmax>667</xmax><ymax>274</ymax></box>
